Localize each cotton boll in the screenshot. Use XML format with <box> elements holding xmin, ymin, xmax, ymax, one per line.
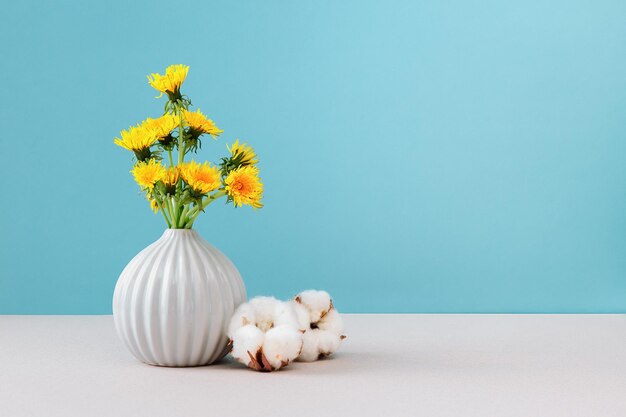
<box><xmin>288</xmin><ymin>300</ymin><xmax>311</xmax><ymax>332</ymax></box>
<box><xmin>295</xmin><ymin>290</ymin><xmax>332</xmax><ymax>323</ymax></box>
<box><xmin>262</xmin><ymin>325</ymin><xmax>304</xmax><ymax>369</ymax></box>
<box><xmin>227</xmin><ymin>296</ymin><xmax>303</xmax><ymax>372</ymax></box>
<box><xmin>227</xmin><ymin>302</ymin><xmax>257</xmax><ymax>337</ymax></box>
<box><xmin>317</xmin><ymin>308</ymin><xmax>344</xmax><ymax>335</ymax></box>
<box><xmin>298</xmin><ymin>329</ymin><xmax>343</xmax><ymax>361</ymax></box>
<box><xmin>272</xmin><ymin>299</ymin><xmax>303</xmax><ymax>330</ymax></box>
<box><xmin>230</xmin><ymin>325</ymin><xmax>264</xmax><ymax>367</ymax></box>
<box><xmin>298</xmin><ymin>329</ymin><xmax>322</xmax><ymax>362</ymax></box>
<box><xmin>293</xmin><ymin>290</ymin><xmax>346</xmax><ymax>362</ymax></box>
<box><xmin>316</xmin><ymin>330</ymin><xmax>342</xmax><ymax>357</ymax></box>
<box><xmin>247</xmin><ymin>296</ymin><xmax>282</xmax><ymax>332</ymax></box>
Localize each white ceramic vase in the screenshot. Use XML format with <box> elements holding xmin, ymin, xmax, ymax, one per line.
<box><xmin>112</xmin><ymin>229</ymin><xmax>246</xmax><ymax>367</ymax></box>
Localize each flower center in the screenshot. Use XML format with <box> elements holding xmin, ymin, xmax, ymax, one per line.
<box><xmin>197</xmin><ymin>172</ymin><xmax>213</xmax><ymax>183</ymax></box>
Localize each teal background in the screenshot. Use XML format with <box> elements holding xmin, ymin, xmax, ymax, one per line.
<box><xmin>0</xmin><ymin>0</ymin><xmax>625</xmax><ymax>314</ymax></box>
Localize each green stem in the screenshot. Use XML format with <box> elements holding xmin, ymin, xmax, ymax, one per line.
<box><xmin>171</xmin><ymin>197</ymin><xmax>179</xmax><ymax>227</ymax></box>
<box><xmin>158</xmin><ymin>201</ymin><xmax>172</xmax><ymax>228</ymax></box>
<box><xmin>177</xmin><ymin>104</ymin><xmax>185</xmax><ymax>165</ymax></box>
<box><xmin>176</xmin><ymin>203</ymin><xmax>185</xmax><ymax>228</ymax></box>
<box><xmin>185</xmin><ymin>190</ymin><xmax>228</xmax><ymax>227</ymax></box>
<box><xmin>184</xmin><ymin>214</ymin><xmax>196</xmax><ymax>229</ymax></box>
<box><xmin>167</xmin><ymin>149</ymin><xmax>174</xmax><ymax>167</ymax></box>
<box><xmin>166</xmin><ymin>198</ymin><xmax>176</xmax><ymax>228</ymax></box>
<box><xmin>178</xmin><ymin>204</ymin><xmax>190</xmax><ymax>228</ymax></box>
<box><xmin>171</xmin><ymin>103</ymin><xmax>186</xmax><ymax>228</ymax></box>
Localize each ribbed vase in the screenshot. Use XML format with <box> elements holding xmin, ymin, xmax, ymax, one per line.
<box><xmin>112</xmin><ymin>229</ymin><xmax>246</xmax><ymax>367</ymax></box>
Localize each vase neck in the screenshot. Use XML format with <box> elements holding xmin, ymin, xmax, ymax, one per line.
<box><xmin>161</xmin><ymin>229</ymin><xmax>199</xmax><ymax>239</ymax></box>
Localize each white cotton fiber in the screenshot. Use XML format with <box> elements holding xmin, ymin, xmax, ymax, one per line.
<box><xmin>262</xmin><ymin>325</ymin><xmax>304</xmax><ymax>369</ymax></box>
<box><xmin>317</xmin><ymin>308</ymin><xmax>344</xmax><ymax>335</ymax></box>
<box><xmin>296</xmin><ymin>290</ymin><xmax>333</xmax><ymax>323</ymax></box>
<box><xmin>293</xmin><ymin>290</ymin><xmax>346</xmax><ymax>362</ymax></box>
<box><xmin>230</xmin><ymin>324</ymin><xmax>264</xmax><ymax>366</ymax></box>
<box><xmin>298</xmin><ymin>328</ymin><xmax>322</xmax><ymax>362</ymax></box>
<box><xmin>227</xmin><ymin>296</ymin><xmax>303</xmax><ymax>372</ymax></box>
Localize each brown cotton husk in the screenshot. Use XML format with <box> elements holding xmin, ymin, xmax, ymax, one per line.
<box><xmin>247</xmin><ymin>348</ymin><xmax>282</xmax><ymax>372</ymax></box>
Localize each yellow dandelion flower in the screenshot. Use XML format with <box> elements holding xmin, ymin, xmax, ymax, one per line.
<box><xmin>142</xmin><ymin>114</ymin><xmax>179</xmax><ymax>139</ymax></box>
<box><xmin>227</xmin><ymin>139</ymin><xmax>258</xmax><ymax>166</ymax></box>
<box><xmin>180</xmin><ymin>160</ymin><xmax>220</xmax><ymax>194</ymax></box>
<box><xmin>131</xmin><ymin>159</ymin><xmax>166</xmax><ymax>191</ymax></box>
<box><xmin>182</xmin><ymin>109</ymin><xmax>223</xmax><ymax>138</ymax></box>
<box><xmin>114</xmin><ymin>124</ymin><xmax>159</xmax><ymax>157</ymax></box>
<box><xmin>147</xmin><ymin>64</ymin><xmax>189</xmax><ymax>98</ymax></box>
<box><xmin>149</xmin><ymin>198</ymin><xmax>160</xmax><ymax>213</ymax></box>
<box><xmin>162</xmin><ymin>166</ymin><xmax>180</xmax><ymax>187</ymax></box>
<box><xmin>224</xmin><ymin>165</ymin><xmax>263</xmax><ymax>208</ymax></box>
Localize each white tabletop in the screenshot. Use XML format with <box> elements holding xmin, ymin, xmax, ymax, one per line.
<box><xmin>1</xmin><ymin>314</ymin><xmax>625</xmax><ymax>417</ymax></box>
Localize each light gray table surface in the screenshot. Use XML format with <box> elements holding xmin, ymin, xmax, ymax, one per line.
<box><xmin>1</xmin><ymin>314</ymin><xmax>625</xmax><ymax>417</ymax></box>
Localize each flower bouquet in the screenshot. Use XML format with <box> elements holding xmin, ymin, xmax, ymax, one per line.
<box><xmin>114</xmin><ymin>64</ymin><xmax>263</xmax><ymax>228</ymax></box>
<box><xmin>112</xmin><ymin>65</ymin><xmax>254</xmax><ymax>367</ymax></box>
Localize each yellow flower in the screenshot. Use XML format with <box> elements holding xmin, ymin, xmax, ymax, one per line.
<box><xmin>147</xmin><ymin>64</ymin><xmax>189</xmax><ymax>98</ymax></box>
<box><xmin>142</xmin><ymin>114</ymin><xmax>179</xmax><ymax>139</ymax></box>
<box><xmin>224</xmin><ymin>165</ymin><xmax>263</xmax><ymax>208</ymax></box>
<box><xmin>180</xmin><ymin>160</ymin><xmax>220</xmax><ymax>194</ymax></box>
<box><xmin>183</xmin><ymin>109</ymin><xmax>223</xmax><ymax>138</ymax></box>
<box><xmin>114</xmin><ymin>124</ymin><xmax>159</xmax><ymax>158</ymax></box>
<box><xmin>149</xmin><ymin>198</ymin><xmax>160</xmax><ymax>213</ymax></box>
<box><xmin>162</xmin><ymin>166</ymin><xmax>180</xmax><ymax>187</ymax></box>
<box><xmin>227</xmin><ymin>139</ymin><xmax>258</xmax><ymax>166</ymax></box>
<box><xmin>131</xmin><ymin>159</ymin><xmax>166</xmax><ymax>191</ymax></box>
